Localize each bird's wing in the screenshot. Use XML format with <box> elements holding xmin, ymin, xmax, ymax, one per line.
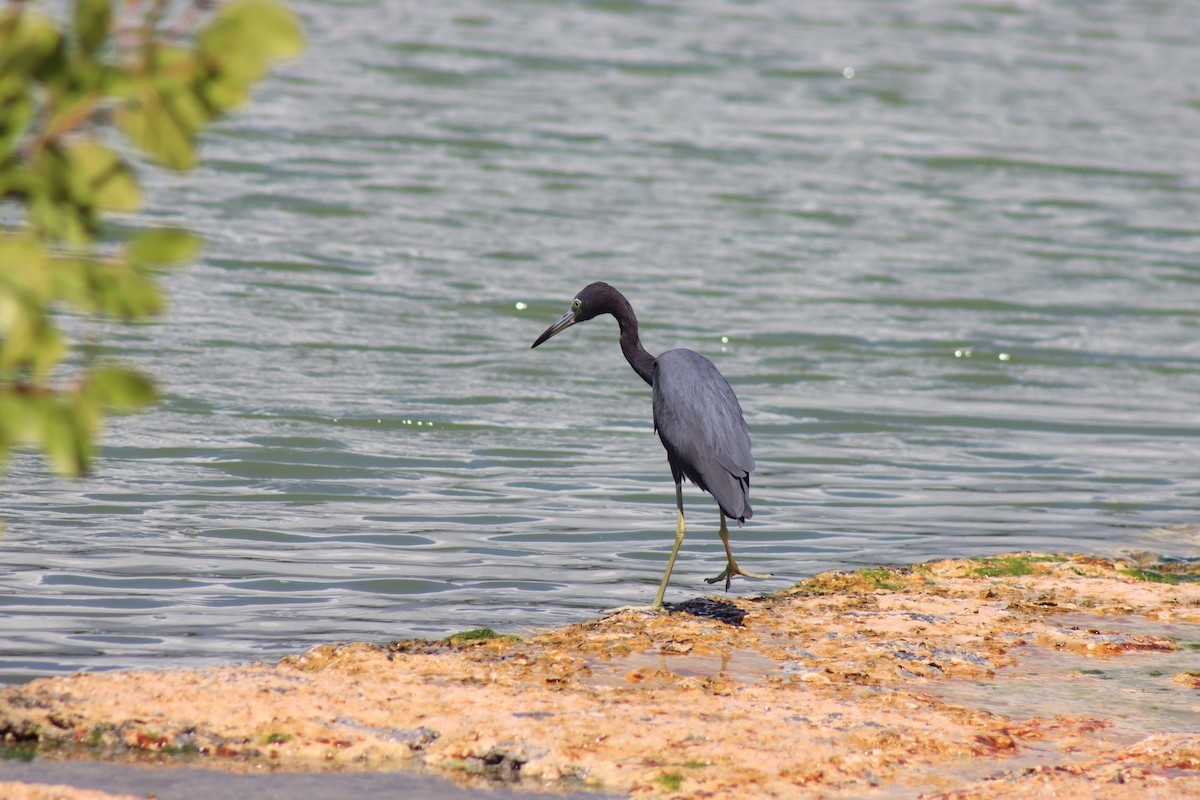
<box><xmin>652</xmin><ymin>349</ymin><xmax>754</xmax><ymax>482</ymax></box>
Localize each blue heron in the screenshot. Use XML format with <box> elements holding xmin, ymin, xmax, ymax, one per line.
<box><xmin>531</xmin><ymin>282</ymin><xmax>769</xmax><ymax>611</ymax></box>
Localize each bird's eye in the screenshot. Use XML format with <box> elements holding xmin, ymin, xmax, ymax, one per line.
<box><xmin>571</xmin><ymin>298</ymin><xmax>582</xmax><ymax>312</ymax></box>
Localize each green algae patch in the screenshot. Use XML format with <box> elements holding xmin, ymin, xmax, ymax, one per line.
<box><xmin>653</xmin><ymin>772</ymin><xmax>684</xmax><ymax>790</ymax></box>
<box><xmin>0</xmin><ymin>742</ymin><xmax>36</xmax><ymax>762</ymax></box>
<box><xmin>971</xmin><ymin>554</ymin><xmax>1067</xmax><ymax>578</ymax></box>
<box><xmin>785</xmin><ymin>564</ymin><xmax>923</xmax><ymax>597</ymax></box>
<box><xmin>1118</xmin><ymin>568</ymin><xmax>1182</xmax><ymax>584</ymax></box>
<box><xmin>447</xmin><ymin>628</ymin><xmax>520</xmax><ymax>645</ymax></box>
<box><xmin>858</xmin><ymin>567</ymin><xmax>904</xmax><ymax>591</ymax></box>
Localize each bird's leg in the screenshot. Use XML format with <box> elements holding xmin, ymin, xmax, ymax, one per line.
<box><xmin>705</xmin><ymin>513</ymin><xmax>772</xmax><ymax>592</ymax></box>
<box><xmin>649</xmin><ymin>481</ymin><xmax>688</xmax><ymax>609</ymax></box>
<box><xmin>604</xmin><ymin>480</ymin><xmax>685</xmax><ymax>615</ymax></box>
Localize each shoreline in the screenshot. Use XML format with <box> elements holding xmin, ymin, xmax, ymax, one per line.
<box><xmin>2</xmin><ymin>552</ymin><xmax>1198</xmax><ymax>798</ymax></box>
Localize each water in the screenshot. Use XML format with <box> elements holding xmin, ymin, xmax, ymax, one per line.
<box><xmin>0</xmin><ymin>760</ymin><xmax>620</xmax><ymax>800</ymax></box>
<box><xmin>2</xmin><ymin>0</ymin><xmax>1199</xmax><ymax>680</ymax></box>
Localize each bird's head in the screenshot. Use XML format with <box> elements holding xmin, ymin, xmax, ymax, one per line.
<box><xmin>531</xmin><ymin>282</ymin><xmax>619</xmax><ymax>348</ymax></box>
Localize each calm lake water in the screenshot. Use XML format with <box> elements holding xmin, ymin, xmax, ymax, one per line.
<box><xmin>3</xmin><ymin>0</ymin><xmax>1199</xmax><ymax>680</ymax></box>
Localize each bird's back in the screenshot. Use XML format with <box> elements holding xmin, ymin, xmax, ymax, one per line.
<box><xmin>651</xmin><ymin>348</ymin><xmax>754</xmax><ymax>522</ymax></box>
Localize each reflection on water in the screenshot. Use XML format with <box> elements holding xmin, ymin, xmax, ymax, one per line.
<box><xmin>2</xmin><ymin>0</ymin><xmax>1199</xmax><ymax>679</ymax></box>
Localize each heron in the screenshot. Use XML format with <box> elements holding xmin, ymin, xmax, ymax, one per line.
<box><xmin>531</xmin><ymin>282</ymin><xmax>770</xmax><ymax>611</ymax></box>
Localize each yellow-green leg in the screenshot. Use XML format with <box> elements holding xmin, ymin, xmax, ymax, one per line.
<box><xmin>605</xmin><ymin>481</ymin><xmax>686</xmax><ymax>615</ymax></box>
<box><xmin>649</xmin><ymin>481</ymin><xmax>688</xmax><ymax>609</ymax></box>
<box><xmin>704</xmin><ymin>513</ymin><xmax>772</xmax><ymax>592</ymax></box>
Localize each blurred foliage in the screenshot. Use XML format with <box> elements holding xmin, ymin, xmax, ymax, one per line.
<box><xmin>0</xmin><ymin>0</ymin><xmax>302</xmax><ymax>478</ymax></box>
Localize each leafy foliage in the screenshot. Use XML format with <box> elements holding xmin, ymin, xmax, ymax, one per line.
<box><xmin>0</xmin><ymin>0</ymin><xmax>302</xmax><ymax>477</ymax></box>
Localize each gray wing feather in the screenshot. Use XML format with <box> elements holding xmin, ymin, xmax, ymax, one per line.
<box><xmin>652</xmin><ymin>349</ymin><xmax>753</xmax><ymax>520</ymax></box>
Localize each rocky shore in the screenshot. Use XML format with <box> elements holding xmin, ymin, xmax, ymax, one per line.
<box><xmin>2</xmin><ymin>553</ymin><xmax>1198</xmax><ymax>799</ymax></box>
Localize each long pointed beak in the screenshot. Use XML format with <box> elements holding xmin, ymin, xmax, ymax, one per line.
<box><xmin>531</xmin><ymin>310</ymin><xmax>577</xmax><ymax>348</ymax></box>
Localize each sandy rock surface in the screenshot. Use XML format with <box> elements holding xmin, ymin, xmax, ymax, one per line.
<box><xmin>2</xmin><ymin>553</ymin><xmax>1198</xmax><ymax>799</ymax></box>
<box><xmin>0</xmin><ymin>783</ymin><xmax>138</xmax><ymax>800</ymax></box>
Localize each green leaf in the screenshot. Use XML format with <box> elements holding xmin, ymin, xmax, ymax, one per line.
<box><xmin>196</xmin><ymin>77</ymin><xmax>243</xmax><ymax>114</ymax></box>
<box><xmin>43</xmin><ymin>254</ymin><xmax>92</xmax><ymax>311</ymax></box>
<box><xmin>97</xmin><ymin>63</ymin><xmax>136</xmax><ymax>98</ymax></box>
<box><xmin>0</xmin><ymin>234</ymin><xmax>50</xmax><ymax>298</ymax></box>
<box><xmin>0</xmin><ymin>388</ymin><xmax>45</xmax><ymax>446</ymax></box>
<box><xmin>46</xmin><ymin>82</ymin><xmax>102</xmax><ymax>134</ymax></box>
<box><xmin>199</xmin><ymin>0</ymin><xmax>304</xmax><ymax>64</ymax></box>
<box><xmin>0</xmin><ymin>11</ymin><xmax>63</xmax><ymax>81</ymax></box>
<box><xmin>0</xmin><ymin>249</ymin><xmax>67</xmax><ymax>376</ymax></box>
<box><xmin>42</xmin><ymin>400</ymin><xmax>90</xmax><ymax>477</ymax></box>
<box><xmin>68</xmin><ymin>138</ymin><xmax>141</xmax><ymax>212</ymax></box>
<box><xmin>83</xmin><ymin>363</ymin><xmax>157</xmax><ymax>413</ymax></box>
<box><xmin>45</xmin><ymin>253</ymin><xmax>166</xmax><ymax>319</ymax></box>
<box><xmin>116</xmin><ymin>89</ymin><xmax>196</xmax><ymax>170</ymax></box>
<box><xmin>73</xmin><ymin>0</ymin><xmax>112</xmax><ymax>58</ymax></box>
<box><xmin>94</xmin><ymin>261</ymin><xmax>165</xmax><ymax>318</ymax></box>
<box><xmin>0</xmin><ymin>90</ymin><xmax>34</xmax><ymax>157</ymax></box>
<box><xmin>126</xmin><ymin>228</ymin><xmax>200</xmax><ymax>270</ymax></box>
<box><xmin>27</xmin><ymin>186</ymin><xmax>95</xmax><ymax>245</ymax></box>
<box><xmin>0</xmin><ymin>163</ymin><xmax>42</xmax><ymax>201</ymax></box>
<box><xmin>27</xmin><ymin>142</ymin><xmax>104</xmax><ymax>243</ymax></box>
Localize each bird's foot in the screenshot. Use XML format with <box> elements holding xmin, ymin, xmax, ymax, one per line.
<box><xmin>602</xmin><ymin>604</ymin><xmax>668</xmax><ymax>616</ymax></box>
<box><xmin>704</xmin><ymin>564</ymin><xmax>774</xmax><ymax>592</ymax></box>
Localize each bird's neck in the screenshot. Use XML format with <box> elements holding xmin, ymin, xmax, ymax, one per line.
<box><xmin>614</xmin><ymin>307</ymin><xmax>656</xmax><ymax>387</ymax></box>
